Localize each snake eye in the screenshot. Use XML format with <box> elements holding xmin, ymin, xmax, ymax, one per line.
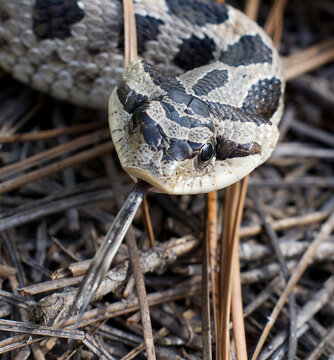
<box><xmin>196</xmin><ymin>139</ymin><xmax>215</xmax><ymax>169</ymax></box>
<box><xmin>199</xmin><ymin>142</ymin><xmax>214</xmax><ymax>162</ymax></box>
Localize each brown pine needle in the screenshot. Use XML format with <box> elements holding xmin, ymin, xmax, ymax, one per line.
<box><xmin>264</xmin><ymin>0</ymin><xmax>287</xmax><ymax>46</ymax></box>
<box><xmin>204</xmin><ymin>191</ymin><xmax>218</xmax><ymax>360</ymax></box>
<box><xmin>244</xmin><ymin>0</ymin><xmax>260</xmax><ymax>21</ymax></box>
<box><xmin>219</xmin><ymin>180</ymin><xmax>241</xmax><ymax>359</ymax></box>
<box><xmin>216</xmin><ymin>3</ymin><xmax>260</xmax><ymax>360</ymax></box>
<box><xmin>0</xmin><ymin>121</ymin><xmax>105</xmax><ymax>143</ymax></box>
<box><xmin>141</xmin><ymin>196</ymin><xmax>155</xmax><ymax>247</ymax></box>
<box><xmin>0</xmin><ymin>142</ymin><xmax>113</xmax><ymax>195</ymax></box>
<box><xmin>230</xmin><ymin>176</ymin><xmax>249</xmax><ymax>360</ymax></box>
<box><xmin>123</xmin><ymin>0</ymin><xmax>137</xmax><ymax>66</ymax></box>
<box><xmin>0</xmin><ymin>128</ymin><xmax>110</xmax><ymax>180</ymax></box>
<box><xmin>122</xmin><ymin>1</ymin><xmax>156</xmax><ymax>359</ymax></box>
<box><xmin>202</xmin><ymin>227</ymin><xmax>212</xmax><ymax>360</ymax></box>
<box><xmin>207</xmin><ymin>191</ymin><xmax>219</xmax><ymax>353</ymax></box>
<box><xmin>284</xmin><ymin>38</ymin><xmax>334</xmax><ymax>81</ymax></box>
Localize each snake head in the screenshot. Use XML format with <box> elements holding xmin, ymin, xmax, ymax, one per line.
<box><xmin>109</xmin><ymin>60</ymin><xmax>281</xmax><ymax>194</ymax></box>
<box><xmin>109</xmin><ymin>65</ymin><xmax>222</xmax><ymax>194</ymax></box>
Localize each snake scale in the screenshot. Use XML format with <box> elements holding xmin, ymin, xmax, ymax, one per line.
<box><xmin>0</xmin><ymin>0</ymin><xmax>284</xmax><ymax>194</ymax></box>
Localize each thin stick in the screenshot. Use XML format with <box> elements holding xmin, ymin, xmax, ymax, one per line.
<box><xmin>231</xmin><ymin>176</ymin><xmax>249</xmax><ymax>360</ymax></box>
<box><xmin>0</xmin><ymin>121</ymin><xmax>105</xmax><ymax>143</ymax></box>
<box><xmin>0</xmin><ymin>142</ymin><xmax>113</xmax><ymax>195</ymax></box>
<box><xmin>264</xmin><ymin>0</ymin><xmax>287</xmax><ymax>46</ymax></box>
<box><xmin>141</xmin><ymin>196</ymin><xmax>155</xmax><ymax>247</ymax></box>
<box><xmin>202</xmin><ymin>213</ymin><xmax>212</xmax><ymax>360</ymax></box>
<box><xmin>123</xmin><ymin>0</ymin><xmax>137</xmax><ymax>65</ymax></box>
<box><xmin>67</xmin><ymin>180</ymin><xmax>150</xmax><ymax>320</ymax></box>
<box><xmin>238</xmin><ymin>210</ymin><xmax>330</xmax><ymax>238</ymax></box>
<box><xmin>284</xmin><ymin>38</ymin><xmax>334</xmax><ymax>81</ymax></box>
<box><xmin>0</xmin><ymin>128</ymin><xmax>109</xmax><ymax>180</ymax></box>
<box><xmin>244</xmin><ymin>0</ymin><xmax>260</xmax><ymax>22</ymax></box>
<box><xmin>207</xmin><ymin>191</ymin><xmax>218</xmax><ymax>359</ymax></box>
<box><xmin>125</xmin><ymin>228</ymin><xmax>156</xmax><ymax>359</ymax></box>
<box><xmin>219</xmin><ymin>181</ymin><xmax>240</xmax><ymax>359</ymax></box>
<box><xmin>231</xmin><ymin>249</ymin><xmax>247</xmax><ymax>359</ymax></box>
<box><xmin>122</xmin><ymin>1</ymin><xmax>156</xmax><ymax>359</ymax></box>
<box><xmin>249</xmin><ymin>190</ymin><xmax>297</xmax><ymax>360</ymax></box>
<box><xmin>304</xmin><ymin>324</ymin><xmax>334</xmax><ymax>360</ymax></box>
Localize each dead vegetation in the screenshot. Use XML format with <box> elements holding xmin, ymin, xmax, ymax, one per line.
<box><xmin>0</xmin><ymin>0</ymin><xmax>334</xmax><ymax>359</ymax></box>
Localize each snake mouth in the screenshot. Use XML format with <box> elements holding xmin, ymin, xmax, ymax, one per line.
<box><xmin>122</xmin><ymin>165</ymin><xmax>176</xmax><ymax>194</ymax></box>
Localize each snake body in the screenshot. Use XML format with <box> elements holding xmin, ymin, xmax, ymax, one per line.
<box><xmin>0</xmin><ymin>0</ymin><xmax>284</xmax><ymax>194</ymax></box>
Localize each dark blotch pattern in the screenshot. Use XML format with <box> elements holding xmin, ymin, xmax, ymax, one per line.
<box><xmin>160</xmin><ymin>76</ymin><xmax>185</xmax><ymax>93</ymax></box>
<box><xmin>216</xmin><ymin>136</ymin><xmax>261</xmax><ymax>160</ymax></box>
<box><xmin>167</xmin><ymin>139</ymin><xmax>193</xmax><ymax>161</ymax></box>
<box><xmin>219</xmin><ymin>35</ymin><xmax>272</xmax><ymax>66</ymax></box>
<box><xmin>242</xmin><ymin>78</ymin><xmax>281</xmax><ymax>120</ymax></box>
<box><xmin>163</xmin><ymin>90</ymin><xmax>212</xmax><ymax>119</ymax></box>
<box><xmin>140</xmin><ymin>114</ymin><xmax>163</xmax><ymax>148</ymax></box>
<box><xmin>143</xmin><ymin>127</ymin><xmax>162</xmax><ymax>148</ymax></box>
<box><xmin>166</xmin><ymin>89</ymin><xmax>192</xmax><ymax>108</ymax></box>
<box><xmin>136</xmin><ymin>15</ymin><xmax>164</xmax><ymax>55</ymax></box>
<box><xmin>165</xmin><ymin>0</ymin><xmax>228</xmax><ymax>26</ymax></box>
<box><xmin>143</xmin><ymin>62</ymin><xmax>163</xmax><ymax>86</ymax></box>
<box><xmin>161</xmin><ymin>102</ymin><xmax>214</xmax><ymax>131</ymax></box>
<box><xmin>193</xmin><ymin>69</ymin><xmax>229</xmax><ymax>96</ymax></box>
<box><xmin>174</xmin><ymin>34</ymin><xmax>216</xmax><ymax>70</ymax></box>
<box><xmin>33</xmin><ymin>0</ymin><xmax>84</xmax><ymax>40</ymax></box>
<box><xmin>211</xmin><ymin>103</ymin><xmax>268</xmax><ymax>126</ymax></box>
<box><xmin>117</xmin><ymin>81</ymin><xmax>148</xmax><ymax>114</ymax></box>
<box><xmin>188</xmin><ymin>97</ymin><xmax>211</xmax><ymax>119</ymax></box>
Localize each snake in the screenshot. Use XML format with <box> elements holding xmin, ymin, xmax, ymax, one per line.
<box><xmin>0</xmin><ymin>0</ymin><xmax>284</xmax><ymax>195</ymax></box>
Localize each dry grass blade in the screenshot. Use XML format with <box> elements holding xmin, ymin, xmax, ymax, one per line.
<box><xmin>251</xmin><ymin>211</ymin><xmax>334</xmax><ymax>360</ymax></box>
<box><xmin>0</xmin><ymin>128</ymin><xmax>110</xmax><ymax>180</ymax></box>
<box><xmin>123</xmin><ymin>0</ymin><xmax>137</xmax><ymax>66</ymax></box>
<box><xmin>0</xmin><ymin>142</ymin><xmax>113</xmax><ymax>195</ymax></box>
<box><xmin>0</xmin><ymin>319</ymin><xmax>84</xmax><ymax>340</ymax></box>
<box><xmin>249</xmin><ymin>190</ymin><xmax>297</xmax><ymax>359</ymax></box>
<box><xmin>67</xmin><ymin>181</ymin><xmax>149</xmax><ymax>319</ymax></box>
<box><xmin>0</xmin><ymin>97</ymin><xmax>45</xmax><ymax>137</ymax></box>
<box><xmin>1</xmin><ymin>0</ymin><xmax>333</xmax><ymax>359</ymax></box>
<box><xmin>0</xmin><ymin>121</ymin><xmax>105</xmax><ymax>143</ymax></box>
<box><xmin>217</xmin><ymin>2</ymin><xmax>288</xmax><ymax>359</ymax></box>
<box><xmin>230</xmin><ymin>176</ymin><xmax>249</xmax><ymax>360</ymax></box>
<box><xmin>61</xmin><ymin>280</ymin><xmax>202</xmax><ymax>328</ymax></box>
<box><xmin>218</xmin><ymin>177</ymin><xmax>249</xmax><ymax>360</ymax></box>
<box><xmin>0</xmin><ymin>335</ymin><xmax>43</xmax><ymax>354</ymax></box>
<box><xmin>244</xmin><ymin>0</ymin><xmax>260</xmax><ymax>21</ymax></box>
<box><xmin>82</xmin><ymin>334</ymin><xmax>115</xmax><ymax>360</ymax></box>
<box><xmin>304</xmin><ymin>325</ymin><xmax>334</xmax><ymax>360</ymax></box>
<box><xmin>264</xmin><ymin>0</ymin><xmax>287</xmax><ymax>46</ymax></box>
<box><xmin>207</xmin><ymin>191</ymin><xmax>218</xmax><ymax>358</ymax></box>
<box><xmin>120</xmin><ymin>1</ymin><xmax>156</xmax><ymax>359</ymax></box>
<box><xmin>214</xmin><ymin>2</ymin><xmax>260</xmax><ymax>359</ymax></box>
<box><xmin>284</xmin><ymin>38</ymin><xmax>334</xmax><ymax>81</ymax></box>
<box><xmin>202</xmin><ymin>192</ymin><xmax>216</xmax><ymax>360</ymax></box>
<box><xmin>218</xmin><ymin>180</ymin><xmax>245</xmax><ymax>359</ymax></box>
<box><xmin>141</xmin><ymin>196</ymin><xmax>155</xmax><ymax>247</ymax></box>
<box><xmin>238</xmin><ymin>210</ymin><xmax>331</xmax><ymax>238</ymax></box>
